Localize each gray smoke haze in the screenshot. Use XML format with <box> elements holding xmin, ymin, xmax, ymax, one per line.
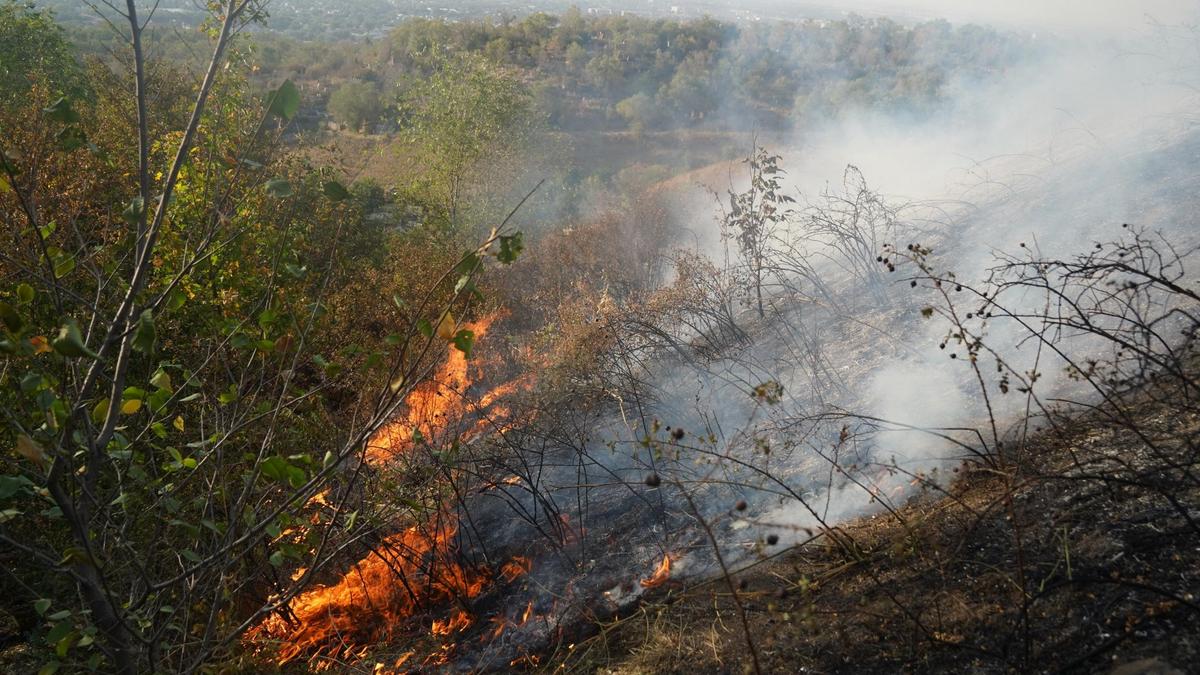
<box><xmin>592</xmin><ymin>11</ymin><xmax>1200</xmax><ymax>566</ymax></box>
<box><xmin>789</xmin><ymin>0</ymin><xmax>1197</xmax><ymax>33</ymax></box>
<box><xmin>458</xmin><ymin>9</ymin><xmax>1200</xmax><ymax>664</ymax></box>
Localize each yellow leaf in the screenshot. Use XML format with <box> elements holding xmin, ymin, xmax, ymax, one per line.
<box><xmin>29</xmin><ymin>336</ymin><xmax>52</xmax><ymax>354</ymax></box>
<box><xmin>120</xmin><ymin>399</ymin><xmax>142</xmax><ymax>415</ymax></box>
<box><xmin>173</xmin><ymin>416</ymin><xmax>185</xmax><ymax>432</ymax></box>
<box><xmin>435</xmin><ymin>312</ymin><xmax>456</xmax><ymax>340</ymax></box>
<box><xmin>389</xmin><ymin>375</ymin><xmax>405</xmax><ymax>394</ymax></box>
<box><xmin>15</xmin><ymin>435</ymin><xmax>48</xmax><ymax>470</ymax></box>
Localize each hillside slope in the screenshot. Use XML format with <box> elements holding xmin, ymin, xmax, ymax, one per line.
<box><xmin>548</xmin><ymin>387</ymin><xmax>1200</xmax><ymax>673</ymax></box>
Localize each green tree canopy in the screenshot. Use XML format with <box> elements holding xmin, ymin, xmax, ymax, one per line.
<box><xmin>398</xmin><ymin>53</ymin><xmax>533</xmax><ymax>222</ymax></box>
<box><xmin>0</xmin><ymin>1</ymin><xmax>85</xmax><ymax>105</ymax></box>
<box><xmin>328</xmin><ymin>78</ymin><xmax>383</xmax><ymax>131</ymax></box>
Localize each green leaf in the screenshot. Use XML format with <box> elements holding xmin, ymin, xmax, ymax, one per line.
<box><xmin>44</xmin><ymin>621</ymin><xmax>72</xmax><ymax>648</ymax></box>
<box><xmin>0</xmin><ymin>302</ymin><xmax>23</xmax><ymax>332</ymax></box>
<box><xmin>43</xmin><ymin>98</ymin><xmax>80</xmax><ymax>124</ymax></box>
<box><xmin>91</xmin><ymin>399</ymin><xmax>109</xmax><ymax>424</ymax></box>
<box><xmin>260</xmin><ymin>456</ymin><xmax>291</xmax><ymax>483</ymax></box>
<box><xmin>417</xmin><ymin>319</ymin><xmax>433</xmax><ymax>338</ymax></box>
<box><xmin>34</xmin><ymin>598</ymin><xmax>51</xmax><ymax>616</ymax></box>
<box><xmin>166</xmin><ymin>287</ymin><xmax>186</xmax><ymax>311</ymax></box>
<box><xmin>454</xmin><ymin>252</ymin><xmax>481</xmax><ymax>277</ymax></box>
<box><xmin>257</xmin><ymin>308</ymin><xmax>278</xmax><ymax>330</ymax></box>
<box><xmin>322</xmin><ymin>181</ymin><xmax>350</xmax><ymax>202</ymax></box>
<box><xmin>56</xmin><ymin>126</ymin><xmax>87</xmax><ymax>152</ymax></box>
<box><xmin>52</xmin><ymin>319</ymin><xmax>98</xmax><ymax>359</ymax></box>
<box><xmin>451</xmin><ymin>329</ymin><xmax>475</xmax><ymax>359</ymax></box>
<box><xmin>264</xmin><ymin>179</ymin><xmax>292</xmax><ymax>198</ymax></box>
<box><xmin>0</xmin><ymin>475</ymin><xmax>33</xmax><ymax>500</ymax></box>
<box><xmin>268</xmin><ymin>80</ymin><xmax>301</xmax><ymax>120</ymax></box>
<box><xmin>122</xmin><ymin>197</ymin><xmax>144</xmax><ymax>226</ymax></box>
<box><xmin>0</xmin><ymin>149</ymin><xmax>20</xmax><ymax>175</ymax></box>
<box><xmin>132</xmin><ymin>310</ymin><xmax>156</xmax><ymax>354</ymax></box>
<box><xmin>0</xmin><ymin>176</ymin><xmax>10</xmax><ymax>193</ymax></box>
<box><xmin>497</xmin><ymin>232</ymin><xmax>524</xmax><ymax>264</ymax></box>
<box><xmin>20</xmin><ymin>372</ymin><xmax>43</xmax><ymax>394</ymax></box>
<box><xmin>150</xmin><ymin>369</ymin><xmax>173</xmax><ymax>392</ymax></box>
<box><xmin>147</xmin><ymin>388</ymin><xmax>172</xmax><ymax>414</ymax></box>
<box><xmin>55</xmin><ymin>631</ymin><xmax>77</xmax><ymax>659</ymax></box>
<box><xmin>52</xmin><ymin>254</ymin><xmax>74</xmax><ymax>279</ymax></box>
<box><xmin>16</xmin><ymin>283</ymin><xmax>34</xmax><ymax>305</ymax></box>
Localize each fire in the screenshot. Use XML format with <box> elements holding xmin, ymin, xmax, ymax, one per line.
<box><xmin>510</xmin><ymin>652</ymin><xmax>541</xmax><ymax>668</ymax></box>
<box><xmin>431</xmin><ymin>609</ymin><xmax>474</xmax><ymax>636</ymax></box>
<box><xmin>499</xmin><ymin>556</ymin><xmax>531</xmax><ymax>582</ymax></box>
<box><xmin>640</xmin><ymin>554</ymin><xmax>672</xmax><ymax>589</ymax></box>
<box><xmin>249</xmin><ymin>311</ymin><xmax>537</xmax><ymax>667</ymax></box>
<box><xmin>366</xmin><ymin>314</ymin><xmax>503</xmax><ymax>463</ymax></box>
<box><xmin>489</xmin><ymin>599</ymin><xmax>537</xmax><ymax>640</ymax></box>
<box><xmin>249</xmin><ymin>512</ymin><xmax>488</xmax><ymax>665</ymax></box>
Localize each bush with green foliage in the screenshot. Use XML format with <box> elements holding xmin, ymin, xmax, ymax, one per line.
<box><xmin>0</xmin><ymin>3</ymin><xmax>522</xmax><ymax>672</ymax></box>
<box><xmin>327</xmin><ymin>78</ymin><xmax>383</xmax><ymax>131</ymax></box>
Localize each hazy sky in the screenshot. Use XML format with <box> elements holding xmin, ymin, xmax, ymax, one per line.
<box><xmin>849</xmin><ymin>0</ymin><xmax>1198</xmax><ymax>32</ymax></box>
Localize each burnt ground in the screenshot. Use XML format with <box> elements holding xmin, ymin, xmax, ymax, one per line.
<box><xmin>542</xmin><ymin>393</ymin><xmax>1200</xmax><ymax>674</ymax></box>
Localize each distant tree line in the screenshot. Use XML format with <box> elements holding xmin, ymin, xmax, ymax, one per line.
<box><xmin>100</xmin><ymin>9</ymin><xmax>1027</xmax><ymax>135</ymax></box>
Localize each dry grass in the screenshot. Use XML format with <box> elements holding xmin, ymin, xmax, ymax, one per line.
<box><xmin>546</xmin><ymin>391</ymin><xmax>1200</xmax><ymax>674</ymax></box>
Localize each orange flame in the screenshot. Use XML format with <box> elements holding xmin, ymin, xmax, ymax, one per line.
<box><xmin>366</xmin><ymin>314</ymin><xmax>502</xmax><ymax>463</ymax></box>
<box><xmin>249</xmin><ymin>312</ymin><xmax>536</xmax><ymax>667</ymax></box>
<box><xmin>499</xmin><ymin>556</ymin><xmax>531</xmax><ymax>582</ymax></box>
<box><xmin>640</xmin><ymin>554</ymin><xmax>672</xmax><ymax>589</ymax></box>
<box><xmin>488</xmin><ymin>599</ymin><xmax>537</xmax><ymax>640</ymax></box>
<box><xmin>431</xmin><ymin>609</ymin><xmax>474</xmax><ymax>636</ymax></box>
<box><xmin>249</xmin><ymin>512</ymin><xmax>488</xmax><ymax>664</ymax></box>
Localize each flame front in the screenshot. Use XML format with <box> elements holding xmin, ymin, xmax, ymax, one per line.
<box><xmin>252</xmin><ymin>513</ymin><xmax>485</xmax><ymax>665</ymax></box>
<box><xmin>249</xmin><ymin>313</ymin><xmax>534</xmax><ymax>667</ymax></box>
<box><xmin>366</xmin><ymin>313</ymin><xmax>503</xmax><ymax>463</ymax></box>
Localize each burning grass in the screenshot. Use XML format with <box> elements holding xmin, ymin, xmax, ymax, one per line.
<box><xmin>247</xmin><ymin>313</ymin><xmax>538</xmax><ymax>668</ymax></box>
<box><xmin>640</xmin><ymin>554</ymin><xmax>673</xmax><ymax>589</ymax></box>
